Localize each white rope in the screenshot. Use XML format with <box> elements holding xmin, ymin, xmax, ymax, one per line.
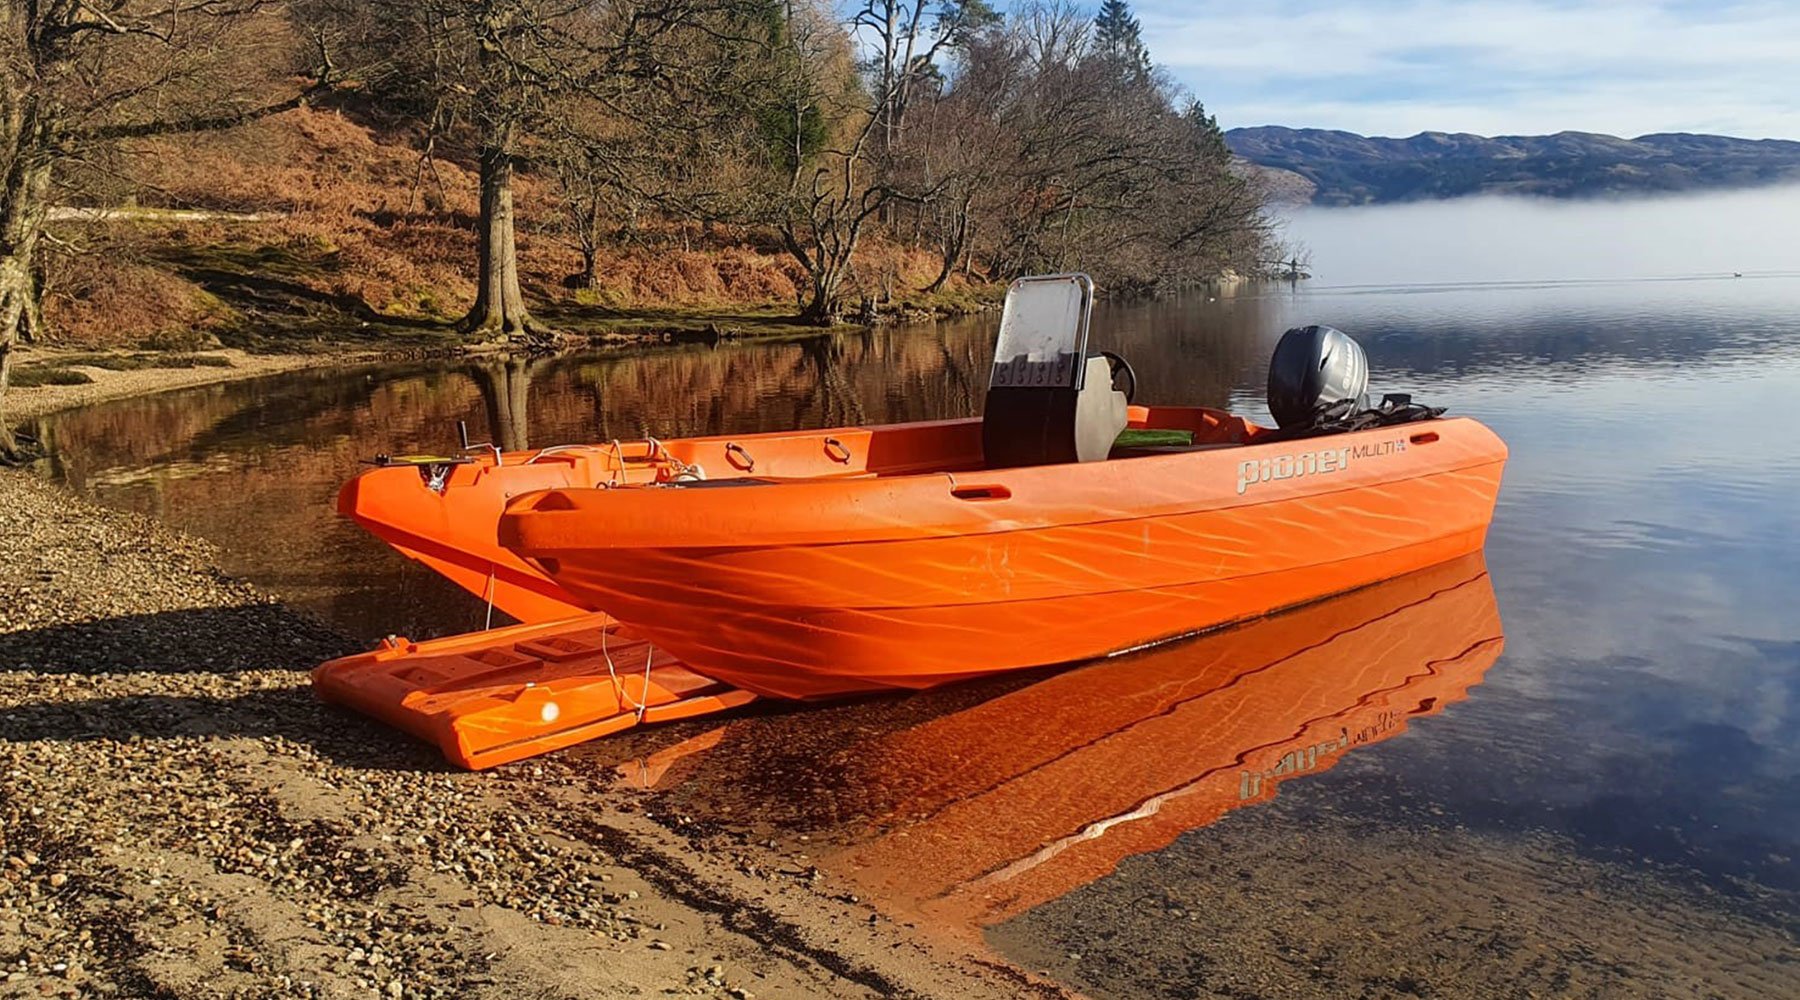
<box><xmin>636</xmin><ymin>640</ymin><xmax>654</xmax><ymax>722</ymax></box>
<box><xmin>590</xmin><ymin>443</ymin><xmax>664</xmax><ymax>722</ymax></box>
<box><xmin>482</xmin><ymin>566</ymin><xmax>496</xmax><ymax>631</ymax></box>
<box><xmin>606</xmin><ymin>438</ymin><xmax>625</xmax><ymax>487</ymax></box>
<box><xmin>599</xmin><ymin>620</ymin><xmax>656</xmax><ymax>722</ymax></box>
<box><xmin>524</xmin><ymin>444</ymin><xmax>585</xmax><ymax>465</ymax></box>
<box><xmin>645</xmin><ymin>435</ymin><xmax>704</xmax><ymax>482</ymax></box>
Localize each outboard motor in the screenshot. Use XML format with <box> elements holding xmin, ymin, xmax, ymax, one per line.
<box><xmin>1267</xmin><ymin>324</ymin><xmax>1369</xmax><ymax>430</ymax></box>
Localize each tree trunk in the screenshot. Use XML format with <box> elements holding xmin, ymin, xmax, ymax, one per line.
<box><xmin>926</xmin><ymin>196</ymin><xmax>972</xmax><ymax>294</ymax></box>
<box><xmin>579</xmin><ymin>246</ymin><xmax>599</xmax><ymax>290</ymax></box>
<box><xmin>781</xmin><ymin>224</ymin><xmax>840</xmax><ymax>327</ymax></box>
<box><xmin>800</xmin><ymin>272</ymin><xmax>839</xmax><ymax>326</ymax></box>
<box><xmin>800</xmin><ymin>236</ymin><xmax>862</xmax><ymax>327</ymax></box>
<box><xmin>0</xmin><ymin>330</ymin><xmax>19</xmax><ymax>463</ymax></box>
<box><xmin>0</xmin><ymin>99</ymin><xmax>55</xmax><ymax>464</ymax></box>
<box><xmin>462</xmin><ymin>126</ymin><xmax>534</xmax><ymax>338</ymax></box>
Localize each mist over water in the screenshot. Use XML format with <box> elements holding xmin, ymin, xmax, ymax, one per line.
<box><xmin>1280</xmin><ymin>184</ymin><xmax>1800</xmax><ymax>285</ymax></box>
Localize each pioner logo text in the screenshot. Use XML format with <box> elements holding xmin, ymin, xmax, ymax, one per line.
<box><xmin>1236</xmin><ymin>438</ymin><xmax>1406</xmax><ymax>495</ymax></box>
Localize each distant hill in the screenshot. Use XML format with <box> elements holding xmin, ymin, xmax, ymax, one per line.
<box><xmin>1226</xmin><ymin>127</ymin><xmax>1800</xmax><ymax>205</ymax></box>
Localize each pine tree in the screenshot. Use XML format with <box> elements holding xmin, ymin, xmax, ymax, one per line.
<box><xmin>1093</xmin><ymin>0</ymin><xmax>1151</xmax><ymax>79</ymax></box>
<box><xmin>1184</xmin><ymin>100</ymin><xmax>1230</xmax><ymax>165</ymax></box>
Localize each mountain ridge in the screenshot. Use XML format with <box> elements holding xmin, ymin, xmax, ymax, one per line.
<box><xmin>1226</xmin><ymin>126</ymin><xmax>1800</xmax><ymax>204</ymax></box>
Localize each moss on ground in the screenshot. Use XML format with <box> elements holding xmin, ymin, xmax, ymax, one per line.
<box><xmin>10</xmin><ymin>367</ymin><xmax>96</xmax><ymax>388</ymax></box>
<box><xmin>537</xmin><ymin>285</ymin><xmax>1002</xmax><ymax>344</ymax></box>
<box><xmin>55</xmin><ymin>353</ymin><xmax>236</xmax><ymax>371</ymax></box>
<box><xmin>540</xmin><ymin>303</ymin><xmax>846</xmax><ymax>341</ymax></box>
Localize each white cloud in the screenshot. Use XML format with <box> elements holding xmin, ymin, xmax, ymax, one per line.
<box><xmin>1120</xmin><ymin>0</ymin><xmax>1800</xmax><ymax>137</ymax></box>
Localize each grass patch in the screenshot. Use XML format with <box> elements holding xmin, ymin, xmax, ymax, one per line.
<box><xmin>538</xmin><ymin>282</ymin><xmax>1004</xmax><ymax>343</ymax></box>
<box><xmin>140</xmin><ymin>325</ymin><xmax>222</xmax><ymax>352</ymax></box>
<box><xmin>147</xmin><ymin>239</ymin><xmax>461</xmax><ymax>354</ymax></box>
<box><xmin>892</xmin><ymin>282</ymin><xmax>1007</xmax><ymax>317</ymax></box>
<box><xmin>538</xmin><ymin>302</ymin><xmax>845</xmax><ymax>341</ymax></box>
<box><xmin>153</xmin><ymin>353</ymin><xmax>235</xmax><ymax>369</ymax></box>
<box><xmin>57</xmin><ymin>353</ymin><xmax>158</xmax><ymax>371</ymax></box>
<box><xmin>1114</xmin><ymin>428</ymin><xmax>1195</xmax><ymax>448</ymax></box>
<box><xmin>11</xmin><ymin>367</ymin><xmax>95</xmax><ymax>387</ymax></box>
<box><xmin>55</xmin><ymin>352</ymin><xmax>235</xmax><ymax>371</ymax></box>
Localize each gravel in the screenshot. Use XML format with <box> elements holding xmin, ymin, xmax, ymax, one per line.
<box><xmin>1</xmin><ymin>471</ymin><xmax>1024</xmax><ymax>1000</ymax></box>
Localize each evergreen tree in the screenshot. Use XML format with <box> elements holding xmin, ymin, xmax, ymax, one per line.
<box><xmin>1184</xmin><ymin>99</ymin><xmax>1230</xmax><ymax>165</ymax></box>
<box><xmin>1093</xmin><ymin>0</ymin><xmax>1151</xmax><ymax>79</ymax></box>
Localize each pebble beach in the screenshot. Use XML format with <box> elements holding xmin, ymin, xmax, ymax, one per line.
<box><xmin>0</xmin><ymin>471</ymin><xmax>1046</xmax><ymax>999</ymax></box>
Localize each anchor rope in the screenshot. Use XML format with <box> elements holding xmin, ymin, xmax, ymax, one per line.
<box><xmin>606</xmin><ymin>438</ymin><xmax>625</xmax><ymax>487</ymax></box>
<box><xmin>600</xmin><ymin>618</ymin><xmax>657</xmax><ymax>723</ymax></box>
<box><xmin>482</xmin><ymin>566</ymin><xmax>496</xmax><ymax>631</ymax></box>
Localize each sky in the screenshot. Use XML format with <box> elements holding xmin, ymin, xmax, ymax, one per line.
<box><xmin>1102</xmin><ymin>0</ymin><xmax>1800</xmax><ymax>139</ymax></box>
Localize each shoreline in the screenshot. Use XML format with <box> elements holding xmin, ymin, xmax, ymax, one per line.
<box><xmin>0</xmin><ymin>470</ymin><xmax>1046</xmax><ymax>998</ymax></box>
<box><xmin>6</xmin><ymin>348</ymin><xmax>385</xmax><ymax>421</ymax></box>
<box><xmin>3</xmin><ymin>293</ymin><xmax>1002</xmax><ymax>424</ymax></box>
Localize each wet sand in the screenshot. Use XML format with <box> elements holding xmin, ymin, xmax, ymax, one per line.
<box><xmin>0</xmin><ymin>472</ymin><xmax>1047</xmax><ymax>999</ymax></box>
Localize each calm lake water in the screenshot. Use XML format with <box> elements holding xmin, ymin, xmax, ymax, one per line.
<box><xmin>30</xmin><ymin>189</ymin><xmax>1800</xmax><ymax>995</ymax></box>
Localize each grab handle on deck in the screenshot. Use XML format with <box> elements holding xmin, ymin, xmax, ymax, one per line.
<box><xmin>951</xmin><ymin>484</ymin><xmax>1012</xmax><ymax>501</ymax></box>
<box><xmin>823</xmin><ymin>437</ymin><xmax>852</xmax><ymax>464</ymax></box>
<box><xmin>724</xmin><ymin>442</ymin><xmax>755</xmax><ymax>472</ymax></box>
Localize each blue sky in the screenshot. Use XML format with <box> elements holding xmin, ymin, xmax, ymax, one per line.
<box><xmin>1069</xmin><ymin>1</ymin><xmax>1800</xmax><ymax>138</ymax></box>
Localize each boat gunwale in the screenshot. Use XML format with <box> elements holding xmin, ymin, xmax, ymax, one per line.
<box><xmin>499</xmin><ymin>416</ymin><xmax>1508</xmax><ymax>551</ymax></box>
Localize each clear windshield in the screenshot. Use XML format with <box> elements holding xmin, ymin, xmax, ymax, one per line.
<box><xmin>990</xmin><ymin>274</ymin><xmax>1093</xmax><ymax>389</ymax></box>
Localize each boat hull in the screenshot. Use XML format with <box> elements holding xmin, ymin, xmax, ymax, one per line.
<box><xmin>500</xmin><ymin>417</ymin><xmax>1508</xmax><ymax>699</ymax></box>
<box><xmin>340</xmin><ymin>455</ymin><xmax>606</xmax><ymax>624</ymax></box>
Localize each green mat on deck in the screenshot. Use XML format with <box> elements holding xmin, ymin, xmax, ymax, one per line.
<box><xmin>1112</xmin><ymin>428</ymin><xmax>1195</xmax><ymax>448</ymax></box>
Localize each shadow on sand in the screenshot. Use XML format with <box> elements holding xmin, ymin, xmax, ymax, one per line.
<box><xmin>0</xmin><ymin>605</ymin><xmax>448</xmax><ymax>772</ymax></box>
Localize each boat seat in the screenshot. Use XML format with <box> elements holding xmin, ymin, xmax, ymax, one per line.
<box><xmin>1108</xmin><ymin>442</ymin><xmax>1243</xmax><ymax>460</ymax></box>
<box><xmin>983</xmin><ymin>355</ymin><xmax>1129</xmax><ymax>468</ymax></box>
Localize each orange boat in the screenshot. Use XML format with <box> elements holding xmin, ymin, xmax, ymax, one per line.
<box><xmin>498</xmin><ymin>411</ymin><xmax>1503</xmax><ymax>699</ymax></box>
<box><xmin>317</xmin><ymin>274</ymin><xmax>1506</xmax><ymax>759</ymax></box>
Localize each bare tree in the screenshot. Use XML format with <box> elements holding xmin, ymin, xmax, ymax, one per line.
<box><xmin>326</xmin><ymin>0</ymin><xmax>552</xmax><ymax>338</ymax></box>
<box><xmin>851</xmin><ymin>1</ymin><xmax>995</xmax><ymax>155</ymax></box>
<box><xmin>892</xmin><ymin>23</ymin><xmax>1020</xmax><ymax>290</ymax></box>
<box><xmin>930</xmin><ymin>1</ymin><xmax>1278</xmax><ymax>292</ymax></box>
<box><xmin>535</xmin><ymin>19</ymin><xmax>773</xmax><ymax>292</ymax></box>
<box><xmin>758</xmin><ymin>0</ymin><xmax>876</xmax><ymax>325</ymax></box>
<box><xmin>319</xmin><ymin>0</ymin><xmax>770</xmax><ymax>339</ymax></box>
<box><xmin>0</xmin><ymin>1</ymin><xmax>333</xmax><ymax>462</ymax></box>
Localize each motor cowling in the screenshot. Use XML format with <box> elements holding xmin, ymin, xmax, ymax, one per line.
<box><xmin>1267</xmin><ymin>325</ymin><xmax>1369</xmax><ymax>430</ymax></box>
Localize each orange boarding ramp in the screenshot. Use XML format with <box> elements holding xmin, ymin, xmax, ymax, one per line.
<box><xmin>311</xmin><ymin>617</ymin><xmax>755</xmax><ymax>769</ymax></box>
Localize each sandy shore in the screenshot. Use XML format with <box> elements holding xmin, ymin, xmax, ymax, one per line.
<box><xmin>6</xmin><ymin>349</ymin><xmax>374</xmax><ymax>421</ymax></box>
<box><xmin>0</xmin><ymin>471</ymin><xmax>1043</xmax><ymax>999</ymax></box>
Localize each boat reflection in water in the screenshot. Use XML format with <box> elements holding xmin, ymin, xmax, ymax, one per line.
<box><xmin>618</xmin><ymin>553</ymin><xmax>1503</xmax><ymax>933</ymax></box>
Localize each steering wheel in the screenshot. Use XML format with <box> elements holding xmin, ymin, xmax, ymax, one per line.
<box><xmin>1099</xmin><ymin>350</ymin><xmax>1137</xmax><ymax>404</ymax></box>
